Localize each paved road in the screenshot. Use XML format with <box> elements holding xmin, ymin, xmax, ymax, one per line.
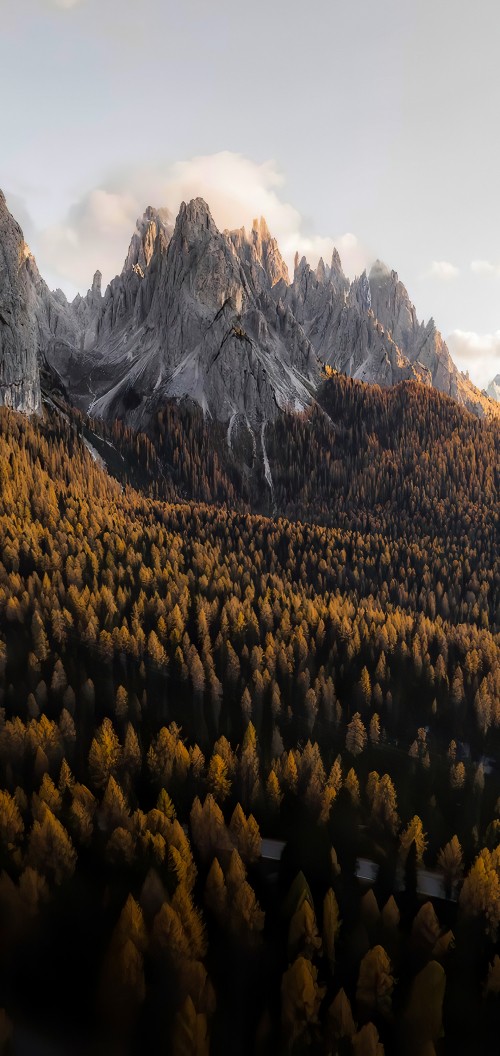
<box><xmin>260</xmin><ymin>838</ymin><xmax>451</xmax><ymax>900</ymax></box>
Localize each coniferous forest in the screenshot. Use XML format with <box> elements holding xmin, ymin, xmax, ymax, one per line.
<box><xmin>0</xmin><ymin>374</ymin><xmax>499</xmax><ymax>1055</ymax></box>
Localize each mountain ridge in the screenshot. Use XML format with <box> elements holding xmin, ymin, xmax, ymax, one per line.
<box><xmin>0</xmin><ymin>189</ymin><xmax>497</xmax><ymax>428</ymax></box>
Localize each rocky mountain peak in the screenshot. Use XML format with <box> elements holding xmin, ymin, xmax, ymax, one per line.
<box><xmin>0</xmin><ymin>190</ymin><xmax>83</xmax><ymax>413</ymax></box>
<box><xmin>369</xmin><ymin>258</ymin><xmax>418</xmax><ymax>355</ymax></box>
<box><xmin>294</xmin><ymin>255</ymin><xmax>309</xmax><ymax>280</ymax></box>
<box><xmin>1</xmin><ymin>191</ymin><xmax>497</xmax><ymax>428</ymax></box>
<box><xmin>253</xmin><ymin>216</ymin><xmax>271</xmax><ymax>240</ymax></box>
<box><xmin>349</xmin><ymin>271</ymin><xmax>371</xmax><ymax>312</ymax></box>
<box><xmin>227</xmin><ymin>214</ymin><xmax>289</xmax><ymax>289</ymax></box>
<box><xmin>331</xmin><ymin>247</ymin><xmax>343</xmax><ymax>275</ymax></box>
<box><xmin>91</xmin><ymin>270</ymin><xmax>102</xmax><ymax>296</ymax></box>
<box><xmin>369</xmin><ymin>259</ymin><xmax>392</xmax><ymax>281</ymax></box>
<box><xmin>124</xmin><ymin>206</ymin><xmax>172</xmax><ymax>276</ymax></box>
<box><xmin>316</xmin><ymin>257</ymin><xmax>327</xmax><ymax>284</ymax></box>
<box><xmin>329</xmin><ymin>247</ymin><xmax>349</xmax><ymax>299</ymax></box>
<box><xmin>176</xmin><ymin>197</ymin><xmax>217</xmax><ymax>235</ymax></box>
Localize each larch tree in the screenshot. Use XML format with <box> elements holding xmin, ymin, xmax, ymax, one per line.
<box><xmin>204</xmin><ymin>857</ymin><xmax>227</xmax><ymax>919</ymax></box>
<box><xmin>344</xmin><ymin>768</ymin><xmax>361</xmax><ymax>805</ymax></box>
<box><xmin>0</xmin><ymin>789</ymin><xmax>24</xmax><ymax>850</ymax></box>
<box><xmin>437</xmin><ymin>835</ymin><xmax>463</xmax><ymax>894</ymax></box>
<box><xmin>28</xmin><ymin>808</ymin><xmax>77</xmax><ymax>885</ymax></box>
<box><xmin>326</xmin><ymin>988</ymin><xmax>356</xmax><ymax>1047</ymax></box>
<box><xmin>288</xmin><ymin>898</ymin><xmax>321</xmax><ymax>960</ymax></box>
<box><xmin>356</xmin><ymin>945</ymin><xmax>394</xmax><ymax>1019</ymax></box>
<box><xmin>346</xmin><ymin>713</ymin><xmax>367</xmax><ymax>756</ymax></box>
<box><xmin>323</xmin><ymin>888</ymin><xmax>341</xmax><ymax>970</ymax></box>
<box><xmin>400</xmin><ymin>815</ymin><xmax>427</xmax><ymax>865</ymax></box>
<box><xmin>171</xmin><ymin>996</ymin><xmax>210</xmax><ymax>1056</ymax></box>
<box><xmin>207</xmin><ymin>753</ymin><xmax>231</xmax><ymax>803</ymax></box>
<box><xmin>88</xmin><ymin>718</ymin><xmax>121</xmax><ymax>790</ymax></box>
<box><xmin>281</xmin><ymin>956</ymin><xmax>325</xmax><ymax>1045</ymax></box>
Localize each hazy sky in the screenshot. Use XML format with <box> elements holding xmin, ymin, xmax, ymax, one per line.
<box><xmin>1</xmin><ymin>0</ymin><xmax>500</xmax><ymax>387</ymax></box>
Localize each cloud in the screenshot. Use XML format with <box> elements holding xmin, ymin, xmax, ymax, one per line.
<box><xmin>34</xmin><ymin>152</ymin><xmax>371</xmax><ymax>294</ymax></box>
<box><xmin>38</xmin><ymin>188</ymin><xmax>140</xmax><ymax>289</ymax></box>
<box><xmin>426</xmin><ymin>260</ymin><xmax>460</xmax><ymax>280</ymax></box>
<box><xmin>44</xmin><ymin>0</ymin><xmax>83</xmax><ymax>8</ymax></box>
<box><xmin>3</xmin><ymin>191</ymin><xmax>37</xmax><ymax>245</ymax></box>
<box><xmin>447</xmin><ymin>329</ymin><xmax>500</xmax><ymax>389</ymax></box>
<box><xmin>470</xmin><ymin>259</ymin><xmax>500</xmax><ymax>278</ymax></box>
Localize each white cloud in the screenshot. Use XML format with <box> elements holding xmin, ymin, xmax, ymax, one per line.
<box><xmin>34</xmin><ymin>152</ymin><xmax>371</xmax><ymax>294</ymax></box>
<box><xmin>44</xmin><ymin>0</ymin><xmax>83</xmax><ymax>8</ymax></box>
<box><xmin>38</xmin><ymin>188</ymin><xmax>140</xmax><ymax>289</ymax></box>
<box><xmin>447</xmin><ymin>329</ymin><xmax>500</xmax><ymax>389</ymax></box>
<box><xmin>426</xmin><ymin>260</ymin><xmax>460</xmax><ymax>280</ymax></box>
<box><xmin>470</xmin><ymin>259</ymin><xmax>500</xmax><ymax>278</ymax></box>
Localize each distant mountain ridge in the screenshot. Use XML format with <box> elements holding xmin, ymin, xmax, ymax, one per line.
<box><xmin>0</xmin><ymin>189</ymin><xmax>497</xmax><ymax>429</ymax></box>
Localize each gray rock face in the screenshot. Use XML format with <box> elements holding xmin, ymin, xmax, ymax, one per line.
<box><xmin>368</xmin><ymin>260</ymin><xmax>420</xmax><ymax>354</ymax></box>
<box><xmin>42</xmin><ymin>207</ymin><xmax>173</xmax><ymax>407</ymax></box>
<box><xmin>486</xmin><ymin>374</ymin><xmax>500</xmax><ymax>401</ymax></box>
<box><xmin>227</xmin><ymin>217</ymin><xmax>290</xmax><ymax>290</ymax></box>
<box><xmin>0</xmin><ymin>190</ymin><xmax>42</xmax><ymax>413</ymax></box>
<box><xmin>280</xmin><ymin>252</ymin><xmax>430</xmax><ymax>388</ymax></box>
<box><xmin>367</xmin><ymin>261</ymin><xmax>491</xmax><ymax>414</ymax></box>
<box><xmin>0</xmin><ymin>191</ymin><xmax>83</xmax><ymax>413</ymax></box>
<box><xmin>85</xmin><ymin>199</ymin><xmax>318</xmax><ymax>428</ymax></box>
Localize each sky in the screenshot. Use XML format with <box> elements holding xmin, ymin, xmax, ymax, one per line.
<box><xmin>1</xmin><ymin>0</ymin><xmax>499</xmax><ymax>389</ymax></box>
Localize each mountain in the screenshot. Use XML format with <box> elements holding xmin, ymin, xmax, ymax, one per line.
<box><xmin>276</xmin><ymin>254</ymin><xmax>431</xmax><ymax>389</ymax></box>
<box><xmin>368</xmin><ymin>260</ymin><xmax>490</xmax><ymax>414</ymax></box>
<box><xmin>0</xmin><ymin>190</ymin><xmax>79</xmax><ymax>413</ymax></box>
<box><xmin>1</xmin><ymin>190</ymin><xmax>498</xmax><ymax>432</ymax></box>
<box><xmin>78</xmin><ymin>198</ymin><xmax>318</xmax><ymax>433</ymax></box>
<box><xmin>487</xmin><ymin>374</ymin><xmax>500</xmax><ymax>401</ymax></box>
<box><xmin>0</xmin><ymin>190</ymin><xmax>87</xmax><ymax>414</ymax></box>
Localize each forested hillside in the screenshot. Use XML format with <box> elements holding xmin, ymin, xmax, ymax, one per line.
<box><xmin>0</xmin><ymin>393</ymin><xmax>499</xmax><ymax>1054</ymax></box>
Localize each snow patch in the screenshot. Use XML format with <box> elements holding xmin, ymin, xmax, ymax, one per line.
<box><xmin>227</xmin><ymin>411</ymin><xmax>238</xmax><ymax>450</ymax></box>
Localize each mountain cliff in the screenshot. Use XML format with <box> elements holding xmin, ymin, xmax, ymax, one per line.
<box><xmin>368</xmin><ymin>260</ymin><xmax>490</xmax><ymax>415</ymax></box>
<box><xmin>0</xmin><ymin>189</ymin><xmax>497</xmax><ymax>430</ymax></box>
<box><xmin>74</xmin><ymin>198</ymin><xmax>318</xmax><ymax>431</ymax></box>
<box><xmin>487</xmin><ymin>374</ymin><xmax>500</xmax><ymax>401</ymax></box>
<box><xmin>0</xmin><ymin>191</ymin><xmax>81</xmax><ymax>413</ymax></box>
<box><xmin>277</xmin><ymin>253</ymin><xmax>431</xmax><ymax>389</ymax></box>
